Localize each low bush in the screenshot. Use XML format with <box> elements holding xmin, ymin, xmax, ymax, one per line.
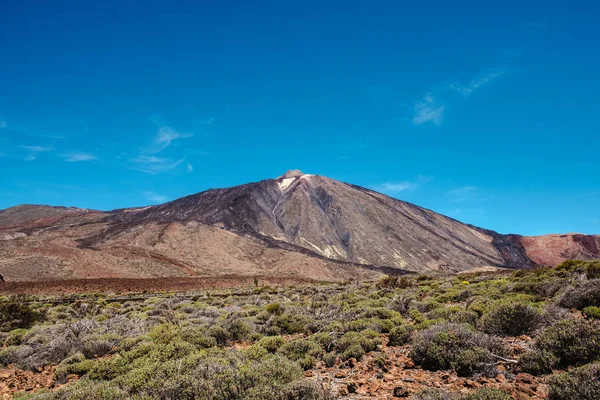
<box><xmin>278</xmin><ymin>339</ymin><xmax>322</xmax><ymax>370</ymax></box>
<box><xmin>478</xmin><ymin>302</ymin><xmax>541</xmax><ymax>336</ymax></box>
<box><xmin>462</xmin><ymin>389</ymin><xmax>512</xmax><ymax>400</ymax></box>
<box><xmin>334</xmin><ymin>331</ymin><xmax>379</xmax><ymax>361</ymax></box>
<box><xmin>518</xmin><ymin>349</ymin><xmax>558</xmax><ymax>375</ymax></box>
<box><xmin>5</xmin><ymin>328</ymin><xmax>28</xmax><ymax>346</ymax></box>
<box><xmin>0</xmin><ymin>299</ymin><xmax>41</xmax><ymax>332</ymax></box>
<box><xmin>559</xmin><ymin>280</ymin><xmax>600</xmax><ymax>309</ymax></box>
<box><xmin>226</xmin><ymin>319</ymin><xmax>252</xmax><ymax>341</ymax></box>
<box><xmin>548</xmin><ymin>362</ymin><xmax>600</xmax><ymax>400</ymax></box>
<box><xmin>412</xmin><ymin>389</ymin><xmax>453</xmax><ymax>400</ymax></box>
<box><xmin>534</xmin><ymin>318</ymin><xmax>600</xmax><ymax>367</ymax></box>
<box><xmin>583</xmin><ymin>306</ymin><xmax>600</xmax><ymax>319</ymax></box>
<box><xmin>256</xmin><ymin>336</ymin><xmax>285</xmax><ymax>353</ymax></box>
<box><xmin>376</xmin><ymin>275</ymin><xmax>414</xmax><ymax>289</ymax></box>
<box><xmin>273</xmin><ymin>313</ymin><xmax>313</xmax><ymax>334</ymax></box>
<box><xmin>427</xmin><ymin>307</ymin><xmax>478</xmax><ymax>326</ymax></box>
<box><xmin>278</xmin><ymin>380</ymin><xmax>334</xmax><ymax>400</ymax></box>
<box><xmin>411</xmin><ymin>388</ymin><xmax>511</xmax><ymax>400</ymax></box>
<box><xmin>205</xmin><ymin>325</ymin><xmax>228</xmax><ymax>346</ymax></box>
<box><xmin>387</xmin><ymin>325</ymin><xmax>413</xmax><ymax>346</ymax></box>
<box><xmin>410</xmin><ymin>323</ymin><xmax>508</xmax><ymax>377</ymax></box>
<box><xmin>15</xmin><ymin>380</ymin><xmax>129</xmax><ymax>400</ymax></box>
<box><xmin>555</xmin><ymin>260</ymin><xmax>600</xmax><ymax>279</ymax></box>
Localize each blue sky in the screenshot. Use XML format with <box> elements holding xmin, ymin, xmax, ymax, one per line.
<box><xmin>1</xmin><ymin>0</ymin><xmax>598</xmax><ymax>235</ymax></box>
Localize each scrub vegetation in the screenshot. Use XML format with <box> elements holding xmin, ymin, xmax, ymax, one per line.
<box><xmin>1</xmin><ymin>260</ymin><xmax>599</xmax><ymax>399</ymax></box>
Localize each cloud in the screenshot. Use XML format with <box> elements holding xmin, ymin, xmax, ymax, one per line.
<box><xmin>128</xmin><ymin>120</ymin><xmax>194</xmax><ymax>174</ymax></box>
<box><xmin>143</xmin><ymin>191</ymin><xmax>169</xmax><ymax>204</ymax></box>
<box><xmin>412</xmin><ymin>69</ymin><xmax>505</xmax><ymax>126</ymax></box>
<box><xmin>21</xmin><ymin>145</ymin><xmax>53</xmax><ymax>161</ymax></box>
<box><xmin>186</xmin><ymin>162</ymin><xmax>193</xmax><ymax>172</ymax></box>
<box><xmin>145</xmin><ymin>117</ymin><xmax>192</xmax><ymax>154</ymax></box>
<box><xmin>131</xmin><ymin>155</ymin><xmax>185</xmax><ymax>174</ymax></box>
<box><xmin>62</xmin><ymin>152</ymin><xmax>97</xmax><ymax>162</ymax></box>
<box><xmin>147</xmin><ymin>126</ymin><xmax>192</xmax><ymax>153</ymax></box>
<box><xmin>0</xmin><ymin>121</ymin><xmax>6</xmax><ymax>128</ymax></box>
<box><xmin>412</xmin><ymin>94</ymin><xmax>444</xmax><ymax>125</ymax></box>
<box><xmin>376</xmin><ymin>175</ymin><xmax>433</xmax><ymax>194</ymax></box>
<box><xmin>448</xmin><ymin>186</ymin><xmax>478</xmax><ymax>202</ymax></box>
<box><xmin>450</xmin><ymin>71</ymin><xmax>505</xmax><ymax>97</ymax></box>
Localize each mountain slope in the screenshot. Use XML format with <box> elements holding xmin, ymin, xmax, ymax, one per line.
<box><xmin>0</xmin><ymin>170</ymin><xmax>598</xmax><ymax>282</ymax></box>
<box><xmin>81</xmin><ymin>170</ymin><xmax>535</xmax><ymax>271</ymax></box>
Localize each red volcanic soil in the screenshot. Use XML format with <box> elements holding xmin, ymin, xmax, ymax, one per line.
<box><xmin>0</xmin><ymin>276</ymin><xmax>317</xmax><ymax>295</ymax></box>
<box><xmin>521</xmin><ymin>234</ymin><xmax>600</xmax><ymax>266</ymax></box>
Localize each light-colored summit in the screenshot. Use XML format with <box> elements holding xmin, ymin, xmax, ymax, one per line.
<box><xmin>279</xmin><ymin>169</ymin><xmax>305</xmax><ymax>179</ymax></box>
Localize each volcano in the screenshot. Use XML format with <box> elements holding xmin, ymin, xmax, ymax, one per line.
<box><xmin>1</xmin><ymin>170</ymin><xmax>598</xmax><ymax>282</ymax></box>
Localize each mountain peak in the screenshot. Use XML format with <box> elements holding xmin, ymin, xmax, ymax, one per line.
<box><xmin>279</xmin><ymin>169</ymin><xmax>305</xmax><ymax>179</ymax></box>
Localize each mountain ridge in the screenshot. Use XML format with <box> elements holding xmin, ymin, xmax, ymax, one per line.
<box><xmin>1</xmin><ymin>170</ymin><xmax>599</xmax><ymax>282</ymax></box>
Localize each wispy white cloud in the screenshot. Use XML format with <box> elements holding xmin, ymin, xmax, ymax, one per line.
<box><xmin>412</xmin><ymin>69</ymin><xmax>506</xmax><ymax>126</ymax></box>
<box><xmin>143</xmin><ymin>191</ymin><xmax>169</xmax><ymax>204</ymax></box>
<box><xmin>376</xmin><ymin>175</ymin><xmax>433</xmax><ymax>194</ymax></box>
<box><xmin>146</xmin><ymin>126</ymin><xmax>192</xmax><ymax>154</ymax></box>
<box><xmin>131</xmin><ymin>155</ymin><xmax>185</xmax><ymax>174</ymax></box>
<box><xmin>21</xmin><ymin>145</ymin><xmax>53</xmax><ymax>161</ymax></box>
<box><xmin>412</xmin><ymin>94</ymin><xmax>444</xmax><ymax>126</ymax></box>
<box><xmin>450</xmin><ymin>71</ymin><xmax>505</xmax><ymax>97</ymax></box>
<box><xmin>186</xmin><ymin>162</ymin><xmax>193</xmax><ymax>172</ymax></box>
<box><xmin>61</xmin><ymin>152</ymin><xmax>97</xmax><ymax>162</ymax></box>
<box><xmin>129</xmin><ymin>120</ymin><xmax>193</xmax><ymax>174</ymax></box>
<box><xmin>448</xmin><ymin>186</ymin><xmax>478</xmax><ymax>202</ymax></box>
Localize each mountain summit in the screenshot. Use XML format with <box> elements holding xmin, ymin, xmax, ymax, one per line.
<box><xmin>0</xmin><ymin>171</ymin><xmax>599</xmax><ymax>281</ymax></box>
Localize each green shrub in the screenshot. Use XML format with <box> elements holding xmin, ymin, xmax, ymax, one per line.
<box><xmin>5</xmin><ymin>328</ymin><xmax>28</xmax><ymax>346</ymax></box>
<box><xmin>376</xmin><ymin>275</ymin><xmax>414</xmax><ymax>289</ymax></box>
<box><xmin>278</xmin><ymin>339</ymin><xmax>322</xmax><ymax>369</ymax></box>
<box><xmin>0</xmin><ymin>299</ymin><xmax>41</xmax><ymax>332</ymax></box>
<box><xmin>387</xmin><ymin>325</ymin><xmax>413</xmax><ymax>346</ymax></box>
<box><xmin>411</xmin><ymin>389</ymin><xmax>453</xmax><ymax>400</ymax></box>
<box><xmin>559</xmin><ymin>280</ymin><xmax>600</xmax><ymax>309</ymax></box>
<box><xmin>408</xmin><ymin>308</ymin><xmax>424</xmax><ymax>323</ymax></box>
<box><xmin>411</xmin><ymin>388</ymin><xmax>511</xmax><ymax>400</ymax></box>
<box><xmin>257</xmin><ymin>336</ymin><xmax>285</xmax><ymax>353</ymax></box>
<box><xmin>205</xmin><ymin>325</ymin><xmax>228</xmax><ymax>346</ymax></box>
<box><xmin>518</xmin><ymin>349</ymin><xmax>558</xmax><ymax>375</ymax></box>
<box><xmin>548</xmin><ymin>362</ymin><xmax>600</xmax><ymax>400</ymax></box>
<box><xmin>410</xmin><ymin>323</ymin><xmax>508</xmax><ymax>377</ymax></box>
<box><xmin>18</xmin><ymin>380</ymin><xmax>129</xmax><ymax>400</ymax></box>
<box><xmin>462</xmin><ymin>388</ymin><xmax>512</xmax><ymax>400</ymax></box>
<box><xmin>555</xmin><ymin>260</ymin><xmax>600</xmax><ymax>280</ymax></box>
<box><xmin>279</xmin><ymin>380</ymin><xmax>334</xmax><ymax>400</ymax></box>
<box><xmin>479</xmin><ymin>302</ymin><xmax>541</xmax><ymax>336</ymax></box>
<box><xmin>54</xmin><ymin>359</ymin><xmax>96</xmax><ymax>383</ymax></box>
<box><xmin>334</xmin><ymin>331</ymin><xmax>379</xmax><ymax>361</ymax></box>
<box><xmin>583</xmin><ymin>306</ymin><xmax>600</xmax><ymax>319</ymax></box>
<box><xmin>266</xmin><ymin>302</ymin><xmax>283</xmax><ymax>315</ymax></box>
<box><xmin>427</xmin><ymin>307</ymin><xmax>478</xmax><ymax>326</ymax></box>
<box><xmin>324</xmin><ymin>353</ymin><xmax>336</xmax><ymax>368</ymax></box>
<box><xmin>227</xmin><ymin>319</ymin><xmax>252</xmax><ymax>341</ymax></box>
<box><xmin>534</xmin><ymin>319</ymin><xmax>600</xmax><ymax>367</ymax></box>
<box><xmin>274</xmin><ymin>313</ymin><xmax>312</xmax><ymax>334</ymax></box>
<box><xmin>310</xmin><ymin>332</ymin><xmax>334</xmax><ymax>351</ymax></box>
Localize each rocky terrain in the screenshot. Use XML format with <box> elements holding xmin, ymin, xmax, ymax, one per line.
<box><xmin>0</xmin><ymin>170</ymin><xmax>598</xmax><ymax>282</ymax></box>
<box><xmin>2</xmin><ymin>263</ymin><xmax>599</xmax><ymax>399</ymax></box>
